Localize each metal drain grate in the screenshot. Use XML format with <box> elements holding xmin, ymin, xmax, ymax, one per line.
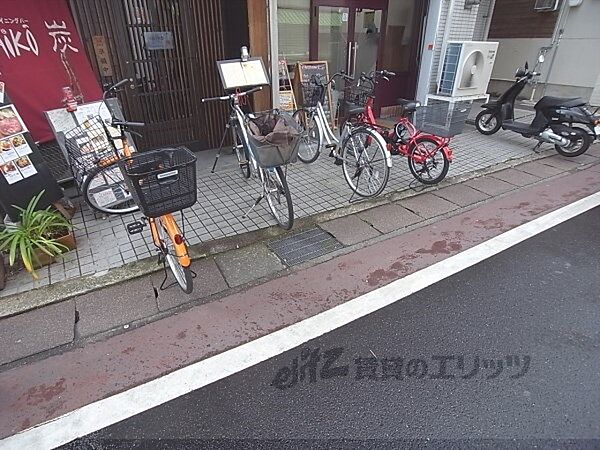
<box><xmin>268</xmin><ymin>228</ymin><xmax>344</xmax><ymax>266</ymax></box>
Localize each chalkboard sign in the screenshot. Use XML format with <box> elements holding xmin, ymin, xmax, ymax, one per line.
<box><xmin>296</xmin><ymin>61</ymin><xmax>334</xmax><ymax>127</ymax></box>
<box><xmin>0</xmin><ymin>88</ymin><xmax>63</xmax><ymax>221</ymax></box>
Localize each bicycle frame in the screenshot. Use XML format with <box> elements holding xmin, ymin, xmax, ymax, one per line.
<box><xmin>358</xmin><ymin>94</ymin><xmax>452</xmax><ymax>164</ymax></box>
<box><xmin>308</xmin><ymin>96</ymin><xmax>392</xmax><ymax>168</ymax></box>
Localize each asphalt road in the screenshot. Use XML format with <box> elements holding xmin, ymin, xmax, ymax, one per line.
<box><xmin>64</xmin><ymin>207</ymin><xmax>600</xmax><ymax>447</ymax></box>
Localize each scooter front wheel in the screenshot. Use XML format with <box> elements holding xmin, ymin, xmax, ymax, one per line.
<box><xmin>554</xmin><ymin>127</ymin><xmax>591</xmax><ymax>157</ymax></box>
<box><xmin>475</xmin><ymin>111</ymin><xmax>502</xmax><ymax>135</ymax></box>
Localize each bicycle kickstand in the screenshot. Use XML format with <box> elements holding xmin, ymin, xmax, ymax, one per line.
<box><xmin>211</xmin><ymin>122</ymin><xmax>231</xmax><ymax>173</ymax></box>
<box><xmin>532</xmin><ymin>142</ymin><xmax>543</xmax><ymax>153</ymax></box>
<box><xmin>242</xmin><ymin>194</ymin><xmax>264</xmax><ymax>219</ymax></box>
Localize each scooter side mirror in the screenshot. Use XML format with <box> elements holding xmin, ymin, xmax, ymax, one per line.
<box><xmin>524</xmin><ymin>61</ymin><xmax>529</xmax><ymax>70</ymax></box>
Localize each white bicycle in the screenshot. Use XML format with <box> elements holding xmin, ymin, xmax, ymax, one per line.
<box><xmin>293</xmin><ymin>72</ymin><xmax>392</xmax><ymax>198</ymax></box>
<box><xmin>203</xmin><ymin>87</ymin><xmax>296</xmax><ymax>229</ymax></box>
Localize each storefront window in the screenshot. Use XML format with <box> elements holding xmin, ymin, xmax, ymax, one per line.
<box><xmin>277</xmin><ymin>0</ymin><xmax>310</xmax><ymax>65</ymax></box>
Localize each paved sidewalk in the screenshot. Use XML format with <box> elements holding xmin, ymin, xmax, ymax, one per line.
<box><xmin>0</xmin><ymin>125</ymin><xmax>562</xmax><ymax>298</ymax></box>
<box><xmin>1</xmin><ymin>146</ymin><xmax>599</xmax><ymax>367</ymax></box>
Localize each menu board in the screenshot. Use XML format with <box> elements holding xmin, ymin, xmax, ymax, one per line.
<box><xmin>296</xmin><ymin>61</ymin><xmax>334</xmax><ymax>127</ymax></box>
<box><xmin>217</xmin><ymin>57</ymin><xmax>270</xmax><ymax>90</ymax></box>
<box><xmin>0</xmin><ymin>86</ymin><xmax>63</xmax><ymax>221</ymax></box>
<box><xmin>0</xmin><ymin>105</ymin><xmax>35</xmax><ymax>184</ymax></box>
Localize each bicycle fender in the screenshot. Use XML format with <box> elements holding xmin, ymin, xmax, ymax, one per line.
<box><xmin>442</xmin><ymin>146</ymin><xmax>453</xmax><ymax>162</ymax></box>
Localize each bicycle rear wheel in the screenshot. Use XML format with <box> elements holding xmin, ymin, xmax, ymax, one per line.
<box><xmin>156</xmin><ymin>216</ymin><xmax>193</xmax><ymax>294</ymax></box>
<box><xmin>340</xmin><ymin>127</ymin><xmax>390</xmax><ymax>198</ymax></box>
<box><xmin>263</xmin><ymin>166</ymin><xmax>294</xmax><ymax>230</ymax></box>
<box><xmin>82</xmin><ymin>160</ymin><xmax>139</xmax><ymax>215</ymax></box>
<box><xmin>293</xmin><ymin>108</ymin><xmax>322</xmax><ymax>163</ymax></box>
<box><xmin>408</xmin><ymin>137</ymin><xmax>450</xmax><ymax>185</ymax></box>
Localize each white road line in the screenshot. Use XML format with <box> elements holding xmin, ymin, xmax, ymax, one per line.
<box><xmin>3</xmin><ymin>191</ymin><xmax>600</xmax><ymax>450</ymax></box>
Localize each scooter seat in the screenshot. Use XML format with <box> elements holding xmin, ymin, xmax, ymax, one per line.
<box><xmin>536</xmin><ymin>96</ymin><xmax>586</xmax><ymax>110</ymax></box>
<box><xmin>396</xmin><ymin>98</ymin><xmax>420</xmax><ymax>112</ymax></box>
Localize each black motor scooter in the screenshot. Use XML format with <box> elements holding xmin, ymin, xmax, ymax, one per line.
<box><xmin>475</xmin><ymin>55</ymin><xmax>599</xmax><ymax>157</ymax></box>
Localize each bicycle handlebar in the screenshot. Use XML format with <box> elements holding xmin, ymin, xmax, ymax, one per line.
<box><xmin>202</xmin><ymin>86</ymin><xmax>263</xmax><ymax>103</ymax></box>
<box><xmin>112</xmin><ymin>78</ymin><xmax>133</xmax><ymax>91</ymax></box>
<box><xmin>360</xmin><ymin>70</ymin><xmax>396</xmax><ymax>82</ymax></box>
<box><xmin>112</xmin><ymin>120</ymin><xmax>145</xmax><ymax>128</ymax></box>
<box><xmin>309</xmin><ymin>71</ymin><xmax>354</xmax><ymax>87</ymax></box>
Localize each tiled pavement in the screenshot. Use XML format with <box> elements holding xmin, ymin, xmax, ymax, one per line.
<box><xmin>2</xmin><ymin>124</ymin><xmax>597</xmax><ymax>298</ymax></box>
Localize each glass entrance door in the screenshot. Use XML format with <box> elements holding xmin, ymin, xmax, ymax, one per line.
<box><xmin>310</xmin><ymin>0</ymin><xmax>426</xmax><ymax>115</ymax></box>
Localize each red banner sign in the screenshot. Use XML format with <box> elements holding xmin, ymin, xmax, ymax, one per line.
<box><xmin>0</xmin><ymin>0</ymin><xmax>102</xmax><ymax>143</ymax></box>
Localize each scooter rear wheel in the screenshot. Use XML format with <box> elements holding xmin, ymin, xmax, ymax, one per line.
<box><xmin>475</xmin><ymin>111</ymin><xmax>502</xmax><ymax>135</ymax></box>
<box><xmin>554</xmin><ymin>127</ymin><xmax>591</xmax><ymax>157</ymax></box>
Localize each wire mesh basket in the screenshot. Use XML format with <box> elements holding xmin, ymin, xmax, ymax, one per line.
<box><xmin>342</xmin><ymin>85</ymin><xmax>374</xmax><ymax>108</ymax></box>
<box><xmin>300</xmin><ymin>82</ymin><xmax>326</xmax><ymax>108</ymax></box>
<box><xmin>413</xmin><ymin>100</ymin><xmax>472</xmax><ymax>138</ymax></box>
<box><xmin>119</xmin><ymin>147</ymin><xmax>197</xmax><ymax>218</ymax></box>
<box><xmin>246</xmin><ymin>109</ymin><xmax>302</xmax><ymax>168</ymax></box>
<box><xmin>63</xmin><ymin>116</ymin><xmax>120</xmax><ymax>187</ymax></box>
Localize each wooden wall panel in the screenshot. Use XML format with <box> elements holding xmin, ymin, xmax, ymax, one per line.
<box><xmin>488</xmin><ymin>0</ymin><xmax>560</xmax><ymax>39</ymax></box>
<box><xmin>70</xmin><ymin>0</ymin><xmax>231</xmax><ymax>151</ymax></box>
<box><xmin>247</xmin><ymin>0</ymin><xmax>272</xmax><ymax>111</ymax></box>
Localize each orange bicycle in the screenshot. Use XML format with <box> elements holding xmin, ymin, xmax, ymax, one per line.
<box><xmin>69</xmin><ymin>79</ymin><xmax>196</xmax><ymax>293</ymax></box>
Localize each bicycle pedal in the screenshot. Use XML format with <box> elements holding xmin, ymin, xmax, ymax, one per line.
<box><xmin>325</xmin><ymin>144</ymin><xmax>337</xmax><ymax>150</ymax></box>
<box><xmin>126</xmin><ymin>220</ymin><xmax>145</xmax><ymax>235</ymax></box>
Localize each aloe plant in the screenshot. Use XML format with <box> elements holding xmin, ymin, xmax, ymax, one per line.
<box><xmin>0</xmin><ymin>191</ymin><xmax>73</xmax><ymax>279</ymax></box>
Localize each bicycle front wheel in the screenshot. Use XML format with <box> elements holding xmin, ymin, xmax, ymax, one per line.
<box><xmin>82</xmin><ymin>160</ymin><xmax>139</xmax><ymax>215</ymax></box>
<box><xmin>156</xmin><ymin>216</ymin><xmax>193</xmax><ymax>294</ymax></box>
<box><xmin>234</xmin><ymin>125</ymin><xmax>251</xmax><ymax>179</ymax></box>
<box><xmin>263</xmin><ymin>166</ymin><xmax>294</xmax><ymax>230</ymax></box>
<box><xmin>340</xmin><ymin>127</ymin><xmax>390</xmax><ymax>198</ymax></box>
<box><xmin>293</xmin><ymin>108</ymin><xmax>322</xmax><ymax>163</ymax></box>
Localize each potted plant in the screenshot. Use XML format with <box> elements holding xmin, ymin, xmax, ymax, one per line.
<box><xmin>0</xmin><ymin>191</ymin><xmax>74</xmax><ymax>279</ymax></box>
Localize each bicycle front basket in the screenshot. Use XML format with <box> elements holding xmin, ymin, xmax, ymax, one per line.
<box><xmin>120</xmin><ymin>147</ymin><xmax>197</xmax><ymax>218</ymax></box>
<box><xmin>246</xmin><ymin>110</ymin><xmax>302</xmax><ymax>168</ymax></box>
<box><xmin>63</xmin><ymin>116</ymin><xmax>119</xmax><ymax>187</ymax></box>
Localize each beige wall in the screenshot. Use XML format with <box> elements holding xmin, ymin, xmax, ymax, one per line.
<box><xmin>489</xmin><ymin>1</ymin><xmax>600</xmax><ymax>100</ymax></box>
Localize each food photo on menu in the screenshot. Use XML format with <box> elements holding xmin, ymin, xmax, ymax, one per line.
<box><xmin>0</xmin><ymin>105</ymin><xmax>27</xmax><ymax>139</ymax></box>
<box><xmin>15</xmin><ymin>155</ymin><xmax>37</xmax><ymax>178</ymax></box>
<box><xmin>11</xmin><ymin>134</ymin><xmax>32</xmax><ymax>156</ymax></box>
<box><xmin>1</xmin><ymin>160</ymin><xmax>24</xmax><ymax>184</ymax></box>
<box><xmin>0</xmin><ymin>138</ymin><xmax>19</xmax><ymax>162</ymax></box>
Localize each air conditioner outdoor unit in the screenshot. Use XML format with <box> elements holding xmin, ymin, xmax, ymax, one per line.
<box><xmin>534</xmin><ymin>0</ymin><xmax>560</xmax><ymax>11</ymax></box>
<box><xmin>438</xmin><ymin>41</ymin><xmax>499</xmax><ymax>97</ymax></box>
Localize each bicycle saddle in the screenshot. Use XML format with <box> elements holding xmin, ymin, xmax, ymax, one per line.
<box><xmin>396</xmin><ymin>98</ymin><xmax>420</xmax><ymax>112</ymax></box>
<box><xmin>345</xmin><ymin>102</ymin><xmax>364</xmax><ymax>116</ymax></box>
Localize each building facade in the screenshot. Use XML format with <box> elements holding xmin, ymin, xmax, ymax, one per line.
<box><xmin>270</xmin><ymin>0</ymin><xmax>488</xmax><ymax>113</ymax></box>
<box><xmin>484</xmin><ymin>0</ymin><xmax>600</xmax><ymax>104</ymax></box>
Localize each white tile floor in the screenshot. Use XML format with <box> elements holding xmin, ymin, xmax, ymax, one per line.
<box><xmin>1</xmin><ymin>123</ymin><xmax>551</xmax><ymax>297</ymax></box>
